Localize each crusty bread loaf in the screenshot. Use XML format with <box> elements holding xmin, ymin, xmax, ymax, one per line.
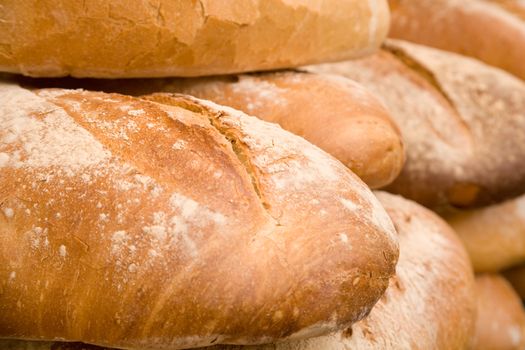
<box><xmin>17</xmin><ymin>71</ymin><xmax>405</xmax><ymax>189</ymax></box>
<box><xmin>307</xmin><ymin>39</ymin><xmax>525</xmax><ymax>209</ymax></box>
<box><xmin>388</xmin><ymin>0</ymin><xmax>525</xmax><ymax>80</ymax></box>
<box><xmin>0</xmin><ymin>192</ymin><xmax>476</xmax><ymax>350</ymax></box>
<box><xmin>446</xmin><ymin>194</ymin><xmax>525</xmax><ymax>272</ymax></box>
<box><xmin>0</xmin><ymin>0</ymin><xmax>390</xmax><ymax>78</ymax></box>
<box><xmin>504</xmin><ymin>264</ymin><xmax>525</xmax><ymax>299</ymax></box>
<box><xmin>0</xmin><ymin>81</ymin><xmax>399</xmax><ymax>348</ymax></box>
<box><xmin>471</xmin><ymin>274</ymin><xmax>525</xmax><ymax>350</ymax></box>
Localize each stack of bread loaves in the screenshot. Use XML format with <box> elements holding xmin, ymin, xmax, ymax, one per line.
<box><xmin>1</xmin><ymin>1</ymin><xmax>524</xmax><ymax>350</ymax></box>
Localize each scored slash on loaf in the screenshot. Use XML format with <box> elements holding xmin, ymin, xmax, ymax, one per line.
<box><xmin>15</xmin><ymin>70</ymin><xmax>406</xmax><ymax>189</ymax></box>
<box><xmin>307</xmin><ymin>39</ymin><xmax>525</xmax><ymax>209</ymax></box>
<box><xmin>0</xmin><ymin>81</ymin><xmax>398</xmax><ymax>349</ymax></box>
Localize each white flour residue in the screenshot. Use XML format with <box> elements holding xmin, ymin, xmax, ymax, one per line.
<box><xmin>509</xmin><ymin>325</ymin><xmax>522</xmax><ymax>346</ymax></box>
<box><xmin>232</xmin><ymin>76</ymin><xmax>288</xmax><ymax>112</ymax></box>
<box><xmin>172</xmin><ymin>140</ymin><xmax>187</xmax><ymax>150</ymax></box>
<box><xmin>115</xmin><ymin>172</ymin><xmax>160</xmax><ymax>197</ymax></box>
<box><xmin>58</xmin><ymin>244</ymin><xmax>67</xmax><ymax>258</ymax></box>
<box><xmin>340</xmin><ymin>198</ymin><xmax>359</xmax><ymax>212</ymax></box>
<box><xmin>0</xmin><ymin>83</ymin><xmax>111</xmax><ymax>175</ymax></box>
<box><xmin>142</xmin><ymin>193</ymin><xmax>226</xmax><ymax>258</ymax></box>
<box><xmin>2</xmin><ymin>207</ymin><xmax>14</xmax><ymax>219</ymax></box>
<box><xmin>111</xmin><ymin>230</ymin><xmax>130</xmax><ymax>255</ymax></box>
<box><xmin>27</xmin><ymin>226</ymin><xmax>49</xmax><ymax>250</ymax></box>
<box><xmin>127</xmin><ymin>109</ymin><xmax>145</xmax><ymax>117</ymax></box>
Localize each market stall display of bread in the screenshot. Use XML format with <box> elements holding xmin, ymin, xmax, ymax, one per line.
<box><xmin>1</xmin><ymin>1</ymin><xmax>525</xmax><ymax>349</ymax></box>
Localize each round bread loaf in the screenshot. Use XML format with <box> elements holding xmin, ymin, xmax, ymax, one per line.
<box><xmin>307</xmin><ymin>39</ymin><xmax>525</xmax><ymax>209</ymax></box>
<box><xmin>0</xmin><ymin>0</ymin><xmax>390</xmax><ymax>78</ymax></box>
<box><xmin>471</xmin><ymin>274</ymin><xmax>525</xmax><ymax>350</ymax></box>
<box><xmin>17</xmin><ymin>71</ymin><xmax>405</xmax><ymax>189</ymax></box>
<box><xmin>0</xmin><ymin>192</ymin><xmax>475</xmax><ymax>350</ymax></box>
<box><xmin>446</xmin><ymin>194</ymin><xmax>525</xmax><ymax>272</ymax></box>
<box><xmin>0</xmin><ymin>82</ymin><xmax>399</xmax><ymax>348</ymax></box>
<box><xmin>388</xmin><ymin>0</ymin><xmax>525</xmax><ymax>81</ymax></box>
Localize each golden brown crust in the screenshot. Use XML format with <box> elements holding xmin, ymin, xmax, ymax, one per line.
<box><xmin>471</xmin><ymin>274</ymin><xmax>525</xmax><ymax>350</ymax></box>
<box><xmin>144</xmin><ymin>73</ymin><xmax>404</xmax><ymax>189</ymax></box>
<box><xmin>0</xmin><ymin>193</ymin><xmax>475</xmax><ymax>350</ymax></box>
<box><xmin>307</xmin><ymin>40</ymin><xmax>525</xmax><ymax>209</ymax></box>
<box><xmin>388</xmin><ymin>0</ymin><xmax>525</xmax><ymax>80</ymax></box>
<box><xmin>446</xmin><ymin>194</ymin><xmax>525</xmax><ymax>272</ymax></box>
<box><xmin>17</xmin><ymin>71</ymin><xmax>405</xmax><ymax>189</ymax></box>
<box><xmin>0</xmin><ymin>81</ymin><xmax>398</xmax><ymax>349</ymax></box>
<box><xmin>0</xmin><ymin>0</ymin><xmax>390</xmax><ymax>78</ymax></box>
<box><xmin>206</xmin><ymin>192</ymin><xmax>477</xmax><ymax>349</ymax></box>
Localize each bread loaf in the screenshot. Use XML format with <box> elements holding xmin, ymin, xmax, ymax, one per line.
<box><xmin>0</xmin><ymin>81</ymin><xmax>399</xmax><ymax>348</ymax></box>
<box><xmin>307</xmin><ymin>39</ymin><xmax>525</xmax><ymax>209</ymax></box>
<box><xmin>388</xmin><ymin>0</ymin><xmax>525</xmax><ymax>80</ymax></box>
<box><xmin>0</xmin><ymin>0</ymin><xmax>390</xmax><ymax>78</ymax></box>
<box><xmin>446</xmin><ymin>194</ymin><xmax>525</xmax><ymax>272</ymax></box>
<box><xmin>471</xmin><ymin>274</ymin><xmax>525</xmax><ymax>350</ymax></box>
<box><xmin>0</xmin><ymin>192</ymin><xmax>475</xmax><ymax>350</ymax></box>
<box><xmin>17</xmin><ymin>71</ymin><xmax>405</xmax><ymax>189</ymax></box>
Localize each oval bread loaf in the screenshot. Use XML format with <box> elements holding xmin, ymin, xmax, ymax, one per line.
<box><xmin>471</xmin><ymin>274</ymin><xmax>525</xmax><ymax>350</ymax></box>
<box><xmin>388</xmin><ymin>0</ymin><xmax>525</xmax><ymax>80</ymax></box>
<box><xmin>0</xmin><ymin>82</ymin><xmax>399</xmax><ymax>348</ymax></box>
<box><xmin>307</xmin><ymin>40</ymin><xmax>525</xmax><ymax>209</ymax></box>
<box><xmin>19</xmin><ymin>71</ymin><xmax>405</xmax><ymax>189</ymax></box>
<box><xmin>0</xmin><ymin>0</ymin><xmax>390</xmax><ymax>78</ymax></box>
<box><xmin>446</xmin><ymin>194</ymin><xmax>525</xmax><ymax>272</ymax></box>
